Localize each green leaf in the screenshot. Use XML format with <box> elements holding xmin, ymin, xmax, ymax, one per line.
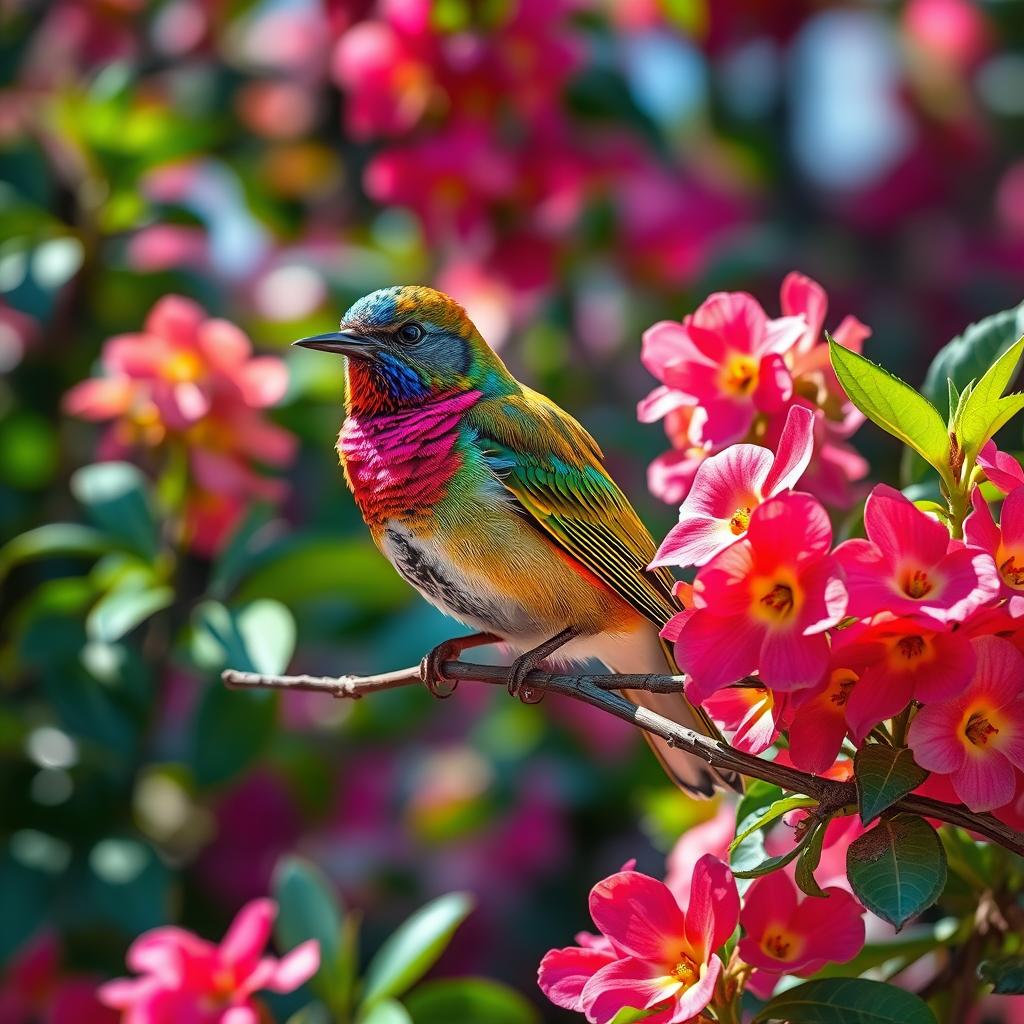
<box><xmin>946</xmin><ymin>377</ymin><xmax>960</xmax><ymax>419</ymax></box>
<box><xmin>286</xmin><ymin>1006</ymin><xmax>334</xmax><ymax>1024</ymax></box>
<box><xmin>70</xmin><ymin>462</ymin><xmax>158</xmax><ymax>559</ymax></box>
<box><xmin>794</xmin><ymin>818</ymin><xmax>830</xmax><ymax>899</ymax></box>
<box><xmin>359</xmin><ymin>1000</ymin><xmax>413</xmax><ymax>1024</ymax></box>
<box><xmin>234</xmin><ymin>538</ymin><xmax>411</xmax><ymax>613</ymax></box>
<box><xmin>729</xmin><ymin>793</ymin><xmax>817</xmax><ymax>854</ymax></box>
<box><xmin>978</xmin><ymin>954</ymin><xmax>1024</xmax><ymax>994</ymax></box>
<box><xmin>273</xmin><ymin>857</ymin><xmax>350</xmax><ymax>1014</ymax></box>
<box><xmin>208</xmin><ymin>504</ymin><xmax>274</xmax><ymax>599</ymax></box>
<box><xmin>191</xmin><ymin>684</ymin><xmax>277</xmax><ymax>787</ymax></box>
<box><xmin>922</xmin><ymin>303</ymin><xmax>1024</xmax><ymax>409</ymax></box>
<box><xmin>361</xmin><ymin>892</ymin><xmax>475</xmax><ymax>1008</ymax></box>
<box><xmin>191</xmin><ymin>599</ymin><xmax>296</xmax><ymax>675</ymax></box>
<box><xmin>405</xmin><ymin>978</ymin><xmax>540</xmax><ymax>1024</ymax></box>
<box><xmin>828</xmin><ymin>336</ymin><xmax>951</xmax><ymax>479</ymax></box>
<box><xmin>87</xmin><ymin>582</ymin><xmax>174</xmax><ymax>643</ymax></box>
<box><xmin>729</xmin><ymin>782</ymin><xmax>818</xmax><ymax>880</ymax></box>
<box><xmin>846</xmin><ymin>814</ymin><xmax>947</xmax><ymax>930</ymax></box>
<box><xmin>854</xmin><ymin>746</ymin><xmax>928</xmax><ymax>826</ymax></box>
<box><xmin>755</xmin><ymin>977</ymin><xmax>937</xmax><ymax>1023</ymax></box>
<box><xmin>957</xmin><ymin>334</ymin><xmax>1024</xmax><ymax>459</ymax></box>
<box><xmin>0</xmin><ymin>523</ymin><xmax>113</xmax><ymax>581</ymax></box>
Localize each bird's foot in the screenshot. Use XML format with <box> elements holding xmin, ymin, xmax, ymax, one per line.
<box><xmin>507</xmin><ymin>652</ymin><xmax>544</xmax><ymax>705</ymax></box>
<box><xmin>420</xmin><ymin>632</ymin><xmax>498</xmax><ymax>699</ymax></box>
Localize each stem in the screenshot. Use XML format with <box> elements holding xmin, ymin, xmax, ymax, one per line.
<box><xmin>891</xmin><ymin>706</ymin><xmax>912</xmax><ymax>748</ymax></box>
<box><xmin>222</xmin><ymin>661</ymin><xmax>1024</xmax><ymax>857</ymax></box>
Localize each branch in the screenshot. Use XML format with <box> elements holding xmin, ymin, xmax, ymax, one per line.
<box><xmin>221</xmin><ymin>661</ymin><xmax>1024</xmax><ymax>857</ymax></box>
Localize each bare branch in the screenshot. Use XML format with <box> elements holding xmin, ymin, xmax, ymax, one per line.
<box><xmin>222</xmin><ymin>661</ymin><xmax>1024</xmax><ymax>857</ymax></box>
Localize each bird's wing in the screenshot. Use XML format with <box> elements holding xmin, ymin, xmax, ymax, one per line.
<box><xmin>467</xmin><ymin>388</ymin><xmax>678</xmax><ymax>627</ymax></box>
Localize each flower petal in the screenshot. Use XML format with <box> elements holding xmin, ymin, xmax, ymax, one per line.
<box><xmin>264</xmin><ymin>940</ymin><xmax>320</xmax><ymax>993</ymax></box>
<box><xmin>588</xmin><ymin>872</ymin><xmax>686</xmax><ymax>962</ymax></box>
<box><xmin>683</xmin><ymin>855</ymin><xmax>738</xmax><ymax>959</ymax></box>
<box><xmin>538</xmin><ymin>946</ymin><xmax>616</xmax><ymax>1012</ymax></box>
<box><xmin>953</xmin><ymin>751</ymin><xmax>1017</xmax><ymax>812</ymax></box>
<box><xmin>762</xmin><ymin>405</ymin><xmax>815</xmax><ymax>496</ymax></box>
<box><xmin>580</xmin><ymin>958</ymin><xmax>680</xmax><ymax>1024</ymax></box>
<box><xmin>219</xmin><ymin>899</ymin><xmax>274</xmax><ymax>975</ymax></box>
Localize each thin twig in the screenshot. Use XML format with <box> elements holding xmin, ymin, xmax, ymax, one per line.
<box><xmin>221</xmin><ymin>662</ymin><xmax>1024</xmax><ymax>857</ymax></box>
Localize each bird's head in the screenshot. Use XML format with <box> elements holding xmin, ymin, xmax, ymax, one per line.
<box><xmin>294</xmin><ymin>285</ymin><xmax>513</xmax><ymax>415</ymax></box>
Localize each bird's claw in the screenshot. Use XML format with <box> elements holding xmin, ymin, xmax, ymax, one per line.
<box><xmin>507</xmin><ymin>655</ymin><xmax>544</xmax><ymax>704</ymax></box>
<box><xmin>420</xmin><ymin>640</ymin><xmax>460</xmax><ymax>699</ymax></box>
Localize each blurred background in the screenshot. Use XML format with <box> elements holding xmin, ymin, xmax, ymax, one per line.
<box><xmin>1</xmin><ymin>0</ymin><xmax>1023</xmax><ymax>1020</ymax></box>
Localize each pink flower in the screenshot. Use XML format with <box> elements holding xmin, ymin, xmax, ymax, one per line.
<box><xmin>538</xmin><ymin>856</ymin><xmax>738</xmax><ymax>1024</ymax></box>
<box><xmin>63</xmin><ymin>295</ymin><xmax>296</xmax><ymax>554</ymax></box>
<box><xmin>646</xmin><ymin>406</ymin><xmax>713</xmax><ymax>506</ymax></box>
<box><xmin>965</xmin><ymin>487</ymin><xmax>1024</xmax><ymax>616</ymax></box>
<box><xmin>664</xmin><ymin>805</ymin><xmax>734</xmax><ymax>905</ymax></box>
<box><xmin>668</xmin><ymin>492</ymin><xmax>847</xmax><ymax>702</ymax></box>
<box><xmin>834</xmin><ymin>484</ymin><xmax>999</xmax><ymax>626</ymax></box>
<box><xmin>652</xmin><ymin>404</ymin><xmax>814</xmax><ymax>568</ymax></box>
<box><xmin>99</xmin><ymin>898</ymin><xmax>319</xmax><ymax>1024</ymax></box>
<box><xmin>738</xmin><ymin>870</ymin><xmax>864</xmax><ymax>996</ymax></box>
<box><xmin>908</xmin><ymin>636</ymin><xmax>1024</xmax><ymax>812</ymax></box>
<box><xmin>639</xmin><ymin>291</ymin><xmax>805</xmax><ymax>446</ymax></box>
<box><xmin>703</xmin><ymin>684</ymin><xmax>787</xmax><ymax>755</ymax></box>
<box><xmin>786</xmin><ymin>664</ymin><xmax>861</xmax><ymax>773</ymax></box>
<box><xmin>978</xmin><ymin>441</ymin><xmax>1024</xmax><ymax>494</ymax></box>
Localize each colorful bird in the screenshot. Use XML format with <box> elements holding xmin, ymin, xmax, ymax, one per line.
<box><xmin>295</xmin><ymin>285</ymin><xmax>738</xmax><ymax>796</ymax></box>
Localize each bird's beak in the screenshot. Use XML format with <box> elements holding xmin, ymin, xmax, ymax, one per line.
<box><xmin>292</xmin><ymin>331</ymin><xmax>376</xmax><ymax>358</ymax></box>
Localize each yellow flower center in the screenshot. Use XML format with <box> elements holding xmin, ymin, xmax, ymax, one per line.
<box><xmin>965</xmin><ymin>711</ymin><xmax>999</xmax><ymax>747</ymax></box>
<box><xmin>729</xmin><ymin>506</ymin><xmax>752</xmax><ymax>535</ymax></box>
<box><xmin>759</xmin><ymin>583</ymin><xmax>795</xmax><ymax>619</ymax></box>
<box><xmin>761</xmin><ymin>928</ymin><xmax>799</xmax><ymax>961</ymax></box>
<box><xmin>902</xmin><ymin>568</ymin><xmax>934</xmax><ymax>599</ymax></box>
<box><xmin>828</xmin><ymin>668</ymin><xmax>858</xmax><ymax>707</ymax></box>
<box><xmin>721</xmin><ymin>354</ymin><xmax>759</xmax><ymax>397</ymax></box>
<box><xmin>670</xmin><ymin>953</ymin><xmax>699</xmax><ymax>986</ymax></box>
<box><xmin>999</xmin><ymin>553</ymin><xmax>1024</xmax><ymax>589</ymax></box>
<box><xmin>896</xmin><ymin>634</ymin><xmax>926</xmax><ymax>660</ymax></box>
<box><xmin>162</xmin><ymin>350</ymin><xmax>204</xmax><ymax>383</ymax></box>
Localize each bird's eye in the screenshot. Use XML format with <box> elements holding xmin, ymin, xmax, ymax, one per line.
<box><xmin>397</xmin><ymin>322</ymin><xmax>424</xmax><ymax>344</ymax></box>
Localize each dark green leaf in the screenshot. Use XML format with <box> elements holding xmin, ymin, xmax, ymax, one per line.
<box><xmin>730</xmin><ymin>782</ymin><xmax>817</xmax><ymax>880</ymax></box>
<box><xmin>273</xmin><ymin>857</ymin><xmax>349</xmax><ymax>1014</ymax></box>
<box><xmin>87</xmin><ymin>582</ymin><xmax>173</xmax><ymax>643</ymax></box>
<box><xmin>0</xmin><ymin>523</ymin><xmax>113</xmax><ymax>581</ymax></box>
<box><xmin>794</xmin><ymin>818</ymin><xmax>830</xmax><ymax>899</ymax></box>
<box><xmin>191</xmin><ymin>599</ymin><xmax>296</xmax><ymax>675</ymax></box>
<box><xmin>361</xmin><ymin>892</ymin><xmax>475</xmax><ymax>1008</ymax></box>
<box><xmin>755</xmin><ymin>977</ymin><xmax>936</xmax><ymax>1023</ymax></box>
<box><xmin>729</xmin><ymin>794</ymin><xmax>817</xmax><ymax>854</ymax></box>
<box><xmin>285</xmin><ymin>1006</ymin><xmax>334</xmax><ymax>1024</ymax></box>
<box><xmin>978</xmin><ymin>955</ymin><xmax>1024</xmax><ymax>994</ymax></box>
<box><xmin>405</xmin><ymin>978</ymin><xmax>539</xmax><ymax>1024</ymax></box>
<box><xmin>828</xmin><ymin>337</ymin><xmax>951</xmax><ymax>480</ymax></box>
<box><xmin>70</xmin><ymin>462</ymin><xmax>158</xmax><ymax>559</ymax></box>
<box><xmin>922</xmin><ymin>303</ymin><xmax>1024</xmax><ymax>409</ymax></box>
<box><xmin>192</xmin><ymin>684</ymin><xmax>277</xmax><ymax>787</ymax></box>
<box><xmin>846</xmin><ymin>814</ymin><xmax>946</xmax><ymax>930</ymax></box>
<box><xmin>854</xmin><ymin>746</ymin><xmax>928</xmax><ymax>825</ymax></box>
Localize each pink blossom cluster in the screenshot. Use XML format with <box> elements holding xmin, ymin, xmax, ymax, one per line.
<box><xmin>99</xmin><ymin>897</ymin><xmax>319</xmax><ymax>1024</ymax></box>
<box><xmin>640</xmin><ymin>272</ymin><xmax>871</xmax><ymax>509</ymax></box>
<box><xmin>64</xmin><ymin>296</ymin><xmax>296</xmax><ymax>555</ymax></box>
<box><xmin>538</xmin><ymin>835</ymin><xmax>865</xmax><ymax>1021</ymax></box>
<box><xmin>653</xmin><ymin>393</ymin><xmax>1024</xmax><ymax>821</ymax></box>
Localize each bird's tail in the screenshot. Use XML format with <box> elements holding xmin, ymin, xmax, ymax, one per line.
<box><xmin>598</xmin><ymin>623</ymin><xmax>743</xmax><ymax>797</ymax></box>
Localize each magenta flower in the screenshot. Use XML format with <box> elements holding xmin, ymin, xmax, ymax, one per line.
<box><xmin>99</xmin><ymin>898</ymin><xmax>319</xmax><ymax>1024</ymax></box>
<box><xmin>538</xmin><ymin>856</ymin><xmax>738</xmax><ymax>1024</ymax></box>
<box><xmin>669</xmin><ymin>492</ymin><xmax>847</xmax><ymax>702</ymax></box>
<box><xmin>909</xmin><ymin>636</ymin><xmax>1024</xmax><ymax>812</ymax></box>
<box><xmin>663</xmin><ymin>807</ymin><xmax>734</xmax><ymax>904</ymax></box>
<box><xmin>965</xmin><ymin>487</ymin><xmax>1024</xmax><ymax>616</ymax></box>
<box><xmin>639</xmin><ymin>291</ymin><xmax>805</xmax><ymax>446</ymax></box>
<box><xmin>646</xmin><ymin>405</ymin><xmax>714</xmax><ymax>507</ymax></box>
<box><xmin>738</xmin><ymin>870</ymin><xmax>864</xmax><ymax>997</ymax></box>
<box><xmin>652</xmin><ymin>404</ymin><xmax>814</xmax><ymax>568</ymax></box>
<box><xmin>978</xmin><ymin>441</ymin><xmax>1024</xmax><ymax>494</ymax></box>
<box><xmin>703</xmin><ymin>684</ymin><xmax>788</xmax><ymax>755</ymax></box>
<box><xmin>834</xmin><ymin>484</ymin><xmax>999</xmax><ymax>626</ymax></box>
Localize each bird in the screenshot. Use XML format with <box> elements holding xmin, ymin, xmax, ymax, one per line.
<box><xmin>294</xmin><ymin>285</ymin><xmax>739</xmax><ymax>796</ymax></box>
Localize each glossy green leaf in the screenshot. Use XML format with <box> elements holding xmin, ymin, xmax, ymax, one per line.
<box><xmin>405</xmin><ymin>978</ymin><xmax>539</xmax><ymax>1024</ymax></box>
<box><xmin>0</xmin><ymin>523</ymin><xmax>113</xmax><ymax>581</ymax></box>
<box><xmin>191</xmin><ymin>684</ymin><xmax>277</xmax><ymax>787</ymax></box>
<box><xmin>755</xmin><ymin>977</ymin><xmax>936</xmax><ymax>1023</ymax></box>
<box><xmin>846</xmin><ymin>814</ymin><xmax>947</xmax><ymax>929</ymax></box>
<box><xmin>978</xmin><ymin>955</ymin><xmax>1024</xmax><ymax>994</ymax></box>
<box><xmin>361</xmin><ymin>892</ymin><xmax>474</xmax><ymax>1008</ymax></box>
<box><xmin>922</xmin><ymin>303</ymin><xmax>1024</xmax><ymax>409</ymax></box>
<box><xmin>854</xmin><ymin>745</ymin><xmax>928</xmax><ymax>825</ymax></box>
<box><xmin>87</xmin><ymin>583</ymin><xmax>174</xmax><ymax>643</ymax></box>
<box><xmin>828</xmin><ymin>337</ymin><xmax>950</xmax><ymax>477</ymax></box>
<box><xmin>273</xmin><ymin>857</ymin><xmax>349</xmax><ymax>1013</ymax></box>
<box><xmin>794</xmin><ymin>817</ymin><xmax>830</xmax><ymax>899</ymax></box>
<box><xmin>70</xmin><ymin>462</ymin><xmax>158</xmax><ymax>559</ymax></box>
<box><xmin>359</xmin><ymin>1000</ymin><xmax>413</xmax><ymax>1024</ymax></box>
<box><xmin>957</xmin><ymin>334</ymin><xmax>1024</xmax><ymax>459</ymax></box>
<box><xmin>729</xmin><ymin>793</ymin><xmax>817</xmax><ymax>854</ymax></box>
<box><xmin>191</xmin><ymin>599</ymin><xmax>296</xmax><ymax>675</ymax></box>
<box><xmin>729</xmin><ymin>782</ymin><xmax>817</xmax><ymax>880</ymax></box>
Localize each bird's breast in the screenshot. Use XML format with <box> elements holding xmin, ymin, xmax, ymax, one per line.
<box><xmin>338</xmin><ymin>390</ymin><xmax>483</xmax><ymax>527</ymax></box>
